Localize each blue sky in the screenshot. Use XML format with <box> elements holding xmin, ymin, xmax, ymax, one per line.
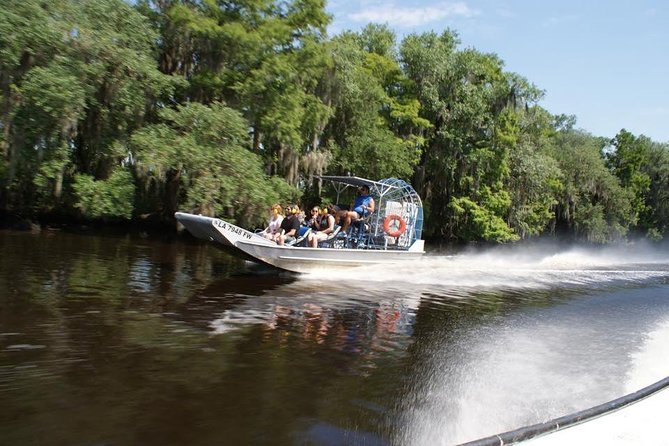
<box><xmin>326</xmin><ymin>0</ymin><xmax>669</xmax><ymax>143</ymax></box>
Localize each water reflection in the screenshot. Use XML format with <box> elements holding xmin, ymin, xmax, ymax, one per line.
<box><xmin>164</xmin><ymin>253</ymin><xmax>669</xmax><ymax>445</ymax></box>
<box><xmin>173</xmin><ymin>275</ymin><xmax>422</xmax><ymax>377</ymax></box>
<box><xmin>2</xmin><ymin>230</ymin><xmax>669</xmax><ymax>446</ymax></box>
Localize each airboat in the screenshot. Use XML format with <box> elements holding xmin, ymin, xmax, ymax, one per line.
<box><xmin>175</xmin><ymin>176</ymin><xmax>425</xmax><ymax>273</ymax></box>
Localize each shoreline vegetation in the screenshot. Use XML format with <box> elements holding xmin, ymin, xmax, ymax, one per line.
<box><xmin>1</xmin><ymin>0</ymin><xmax>668</xmax><ymax>245</ymax></box>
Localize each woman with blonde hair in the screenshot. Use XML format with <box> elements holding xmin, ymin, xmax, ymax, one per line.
<box><xmin>261</xmin><ymin>204</ymin><xmax>284</xmax><ymax>240</ymax></box>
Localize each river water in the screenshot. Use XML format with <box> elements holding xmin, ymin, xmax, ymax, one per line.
<box><xmin>1</xmin><ymin>229</ymin><xmax>669</xmax><ymax>445</ymax></box>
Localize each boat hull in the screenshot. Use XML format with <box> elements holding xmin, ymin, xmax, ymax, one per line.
<box><xmin>175</xmin><ymin>212</ymin><xmax>424</xmax><ymax>273</ymax></box>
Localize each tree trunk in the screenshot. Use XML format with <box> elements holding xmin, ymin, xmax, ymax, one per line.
<box><xmin>164</xmin><ymin>169</ymin><xmax>181</xmax><ymax>219</ymax></box>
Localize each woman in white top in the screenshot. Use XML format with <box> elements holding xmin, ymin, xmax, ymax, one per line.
<box><xmin>262</xmin><ymin>204</ymin><xmax>284</xmax><ymax>239</ymax></box>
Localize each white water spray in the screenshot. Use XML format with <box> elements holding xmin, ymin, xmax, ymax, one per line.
<box><xmin>303</xmin><ymin>245</ymin><xmax>669</xmax><ymax>292</ymax></box>
<box><xmin>375</xmin><ymin>246</ymin><xmax>669</xmax><ymax>446</ymax></box>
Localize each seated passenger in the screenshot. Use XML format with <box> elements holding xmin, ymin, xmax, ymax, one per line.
<box><xmin>341</xmin><ymin>184</ymin><xmax>375</xmax><ymax>234</ymax></box>
<box><xmin>308</xmin><ymin>205</ymin><xmax>336</xmax><ymax>248</ymax></box>
<box><xmin>306</xmin><ymin>206</ymin><xmax>321</xmax><ymax>230</ymax></box>
<box><xmin>261</xmin><ymin>204</ymin><xmax>284</xmax><ymax>240</ymax></box>
<box><xmin>275</xmin><ymin>204</ymin><xmax>301</xmax><ymax>246</ymax></box>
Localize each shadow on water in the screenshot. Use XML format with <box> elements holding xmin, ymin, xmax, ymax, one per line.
<box><xmin>2</xmin><ymin>230</ymin><xmax>669</xmax><ymax>445</ymax></box>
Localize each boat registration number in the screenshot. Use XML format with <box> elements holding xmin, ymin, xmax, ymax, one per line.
<box><xmin>214</xmin><ymin>220</ymin><xmax>253</xmax><ymax>240</ymax></box>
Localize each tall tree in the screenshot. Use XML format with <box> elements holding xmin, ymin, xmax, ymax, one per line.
<box><xmin>1</xmin><ymin>0</ymin><xmax>175</xmax><ymax>218</ymax></box>
<box><xmin>131</xmin><ymin>102</ymin><xmax>297</xmax><ymax>227</ymax></box>
<box><xmin>606</xmin><ymin>129</ymin><xmax>652</xmax><ymax>235</ymax></box>
<box><xmin>400</xmin><ymin>30</ymin><xmax>541</xmax><ymax>241</ymax></box>
<box><xmin>140</xmin><ymin>0</ymin><xmax>332</xmax><ymax>185</ymax></box>
<box><xmin>506</xmin><ymin>106</ymin><xmax>562</xmax><ymax>239</ymax></box>
<box><xmin>644</xmin><ymin>143</ymin><xmax>669</xmax><ymax>238</ymax></box>
<box><xmin>0</xmin><ymin>0</ymin><xmax>68</xmax><ymax>209</ymax></box>
<box><xmin>324</xmin><ymin>25</ymin><xmax>430</xmax><ymax>181</ymax></box>
<box><xmin>550</xmin><ymin>126</ymin><xmax>633</xmax><ymax>242</ymax></box>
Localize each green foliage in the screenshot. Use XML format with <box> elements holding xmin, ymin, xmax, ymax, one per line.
<box><xmin>1</xmin><ymin>1</ymin><xmax>667</xmax><ymax>243</ymax></box>
<box><xmin>20</xmin><ymin>64</ymin><xmax>87</xmax><ymax>126</ymax></box>
<box><xmin>73</xmin><ymin>168</ymin><xmax>135</xmax><ymax>219</ymax></box>
<box><xmin>607</xmin><ymin>129</ymin><xmax>653</xmax><ymax>235</ymax></box>
<box><xmin>450</xmin><ymin>194</ymin><xmax>518</xmax><ymax>242</ymax></box>
<box><xmin>32</xmin><ymin>143</ymin><xmax>71</xmax><ymax>210</ymax></box>
<box><xmin>132</xmin><ymin>102</ymin><xmax>297</xmax><ymax>227</ymax></box>
<box><xmin>550</xmin><ymin>128</ymin><xmax>633</xmax><ymax>242</ymax></box>
<box><xmin>506</xmin><ymin>107</ymin><xmax>562</xmax><ymax>238</ymax></box>
<box><xmin>641</xmin><ymin>142</ymin><xmax>669</xmax><ymax>238</ymax></box>
<box><xmin>0</xmin><ymin>0</ymin><xmax>177</xmax><ymax>217</ymax></box>
<box><xmin>339</xmin><ymin>125</ymin><xmax>418</xmax><ymax>179</ymax></box>
<box><xmin>400</xmin><ymin>30</ymin><xmax>540</xmax><ymax>240</ymax></box>
<box><xmin>67</xmin><ymin>0</ymin><xmax>179</xmax><ymax>175</ymax></box>
<box><xmin>149</xmin><ymin>0</ymin><xmax>332</xmax><ymax>184</ymax></box>
<box><xmin>325</xmin><ymin>27</ymin><xmax>428</xmax><ymax>180</ymax></box>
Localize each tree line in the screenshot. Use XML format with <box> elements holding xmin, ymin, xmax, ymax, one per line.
<box><xmin>1</xmin><ymin>0</ymin><xmax>668</xmax><ymax>243</ymax></box>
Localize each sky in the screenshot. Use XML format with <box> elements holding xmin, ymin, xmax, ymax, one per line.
<box><xmin>326</xmin><ymin>0</ymin><xmax>669</xmax><ymax>143</ymax></box>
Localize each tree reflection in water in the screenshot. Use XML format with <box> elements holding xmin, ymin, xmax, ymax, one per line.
<box><xmin>3</xmin><ymin>230</ymin><xmax>669</xmax><ymax>446</ymax></box>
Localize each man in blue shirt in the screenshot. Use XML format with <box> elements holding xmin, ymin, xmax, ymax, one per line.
<box><xmin>341</xmin><ymin>185</ymin><xmax>375</xmax><ymax>234</ymax></box>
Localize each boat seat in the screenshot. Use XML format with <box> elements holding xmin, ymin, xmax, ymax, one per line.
<box><xmin>347</xmin><ymin>212</ymin><xmax>373</xmax><ymax>248</ymax></box>
<box><xmin>285</xmin><ymin>226</ymin><xmax>311</xmax><ymax>247</ymax></box>
<box><xmin>317</xmin><ymin>225</ymin><xmax>341</xmax><ymax>248</ymax></box>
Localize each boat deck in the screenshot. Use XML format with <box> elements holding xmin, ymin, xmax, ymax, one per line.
<box><xmin>523</xmin><ymin>386</ymin><xmax>669</xmax><ymax>445</ymax></box>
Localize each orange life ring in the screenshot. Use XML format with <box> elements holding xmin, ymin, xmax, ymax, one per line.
<box><xmin>383</xmin><ymin>214</ymin><xmax>407</xmax><ymax>237</ymax></box>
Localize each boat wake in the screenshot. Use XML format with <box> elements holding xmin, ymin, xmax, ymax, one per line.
<box><xmin>299</xmin><ymin>245</ymin><xmax>669</xmax><ymax>294</ymax></box>
<box><xmin>379</xmin><ymin>245</ymin><xmax>669</xmax><ymax>445</ymax></box>
<box><xmin>626</xmin><ymin>317</ymin><xmax>669</xmax><ymax>392</ymax></box>
<box><xmin>202</xmin><ymin>245</ymin><xmax>669</xmax><ymax>445</ymax></box>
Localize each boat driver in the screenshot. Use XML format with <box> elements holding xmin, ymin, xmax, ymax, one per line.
<box><xmin>341</xmin><ymin>184</ymin><xmax>375</xmax><ymax>234</ymax></box>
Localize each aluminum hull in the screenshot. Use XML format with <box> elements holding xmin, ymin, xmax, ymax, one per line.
<box><xmin>175</xmin><ymin>212</ymin><xmax>424</xmax><ymax>273</ymax></box>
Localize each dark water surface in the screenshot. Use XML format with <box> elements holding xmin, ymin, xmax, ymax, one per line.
<box><xmin>1</xmin><ymin>229</ymin><xmax>669</xmax><ymax>445</ymax></box>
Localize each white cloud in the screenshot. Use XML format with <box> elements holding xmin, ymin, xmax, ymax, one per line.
<box><xmin>348</xmin><ymin>2</ymin><xmax>479</xmax><ymax>28</ymax></box>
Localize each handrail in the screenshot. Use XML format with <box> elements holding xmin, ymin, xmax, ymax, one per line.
<box><xmin>457</xmin><ymin>375</ymin><xmax>669</xmax><ymax>446</ymax></box>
